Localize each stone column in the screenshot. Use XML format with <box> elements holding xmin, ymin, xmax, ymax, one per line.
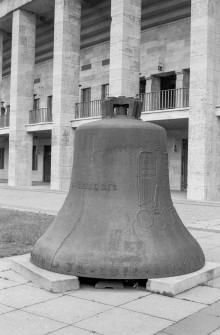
<box><xmin>0</xmin><ymin>30</ymin><xmax>3</xmax><ymax>106</ymax></box>
<box><xmin>109</xmin><ymin>0</ymin><xmax>142</xmax><ymax>97</ymax></box>
<box><xmin>8</xmin><ymin>10</ymin><xmax>36</xmax><ymax>187</ymax></box>
<box><xmin>176</xmin><ymin>71</ymin><xmax>184</xmax><ymax>108</ymax></box>
<box><xmin>145</xmin><ymin>77</ymin><xmax>152</xmax><ymax>94</ymax></box>
<box><xmin>188</xmin><ymin>0</ymin><xmax>220</xmax><ymax>201</ymax></box>
<box><xmin>51</xmin><ymin>0</ymin><xmax>81</xmax><ymax>190</ymax></box>
<box><xmin>176</xmin><ymin>71</ymin><xmax>184</xmax><ymax>90</ymax></box>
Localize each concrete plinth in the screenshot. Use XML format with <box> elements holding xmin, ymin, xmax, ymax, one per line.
<box><xmin>11</xmin><ymin>254</ymin><xmax>79</xmax><ymax>293</ymax></box>
<box><xmin>146</xmin><ymin>262</ymin><xmax>220</xmax><ymax>297</ymax></box>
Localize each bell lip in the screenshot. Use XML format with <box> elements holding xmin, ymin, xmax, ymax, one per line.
<box><xmin>31</xmin><ymin>258</ymin><xmax>206</xmax><ymax>280</ymax></box>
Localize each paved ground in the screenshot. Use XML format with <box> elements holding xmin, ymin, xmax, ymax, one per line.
<box><xmin>0</xmin><ymin>186</ymin><xmax>219</xmax><ymax>334</ymax></box>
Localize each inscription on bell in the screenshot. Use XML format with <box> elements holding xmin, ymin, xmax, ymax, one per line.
<box><xmin>72</xmin><ymin>181</ymin><xmax>117</xmax><ymax>191</ymax></box>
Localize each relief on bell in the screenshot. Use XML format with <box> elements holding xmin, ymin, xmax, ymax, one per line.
<box><xmin>137</xmin><ymin>146</ymin><xmax>175</xmax><ymax>230</ymax></box>
<box><xmin>138</xmin><ymin>150</ymin><xmax>157</xmax><ymax>208</ymax></box>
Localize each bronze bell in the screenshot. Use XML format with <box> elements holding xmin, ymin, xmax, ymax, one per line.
<box><xmin>31</xmin><ymin>97</ymin><xmax>205</xmax><ymax>279</ymax></box>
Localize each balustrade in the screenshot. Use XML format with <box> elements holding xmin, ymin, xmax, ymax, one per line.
<box><xmin>29</xmin><ymin>108</ymin><xmax>52</xmax><ymax>124</ymax></box>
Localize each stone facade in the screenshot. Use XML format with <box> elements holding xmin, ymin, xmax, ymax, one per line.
<box><xmin>0</xmin><ymin>0</ymin><xmax>219</xmax><ymax>201</ymax></box>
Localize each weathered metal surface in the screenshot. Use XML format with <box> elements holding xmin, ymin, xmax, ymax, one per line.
<box><xmin>31</xmin><ymin>97</ymin><xmax>205</xmax><ymax>279</ymax></box>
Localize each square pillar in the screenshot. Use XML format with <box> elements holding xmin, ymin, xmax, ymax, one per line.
<box><xmin>0</xmin><ymin>30</ymin><xmax>3</xmax><ymax>105</ymax></box>
<box><xmin>188</xmin><ymin>0</ymin><xmax>220</xmax><ymax>201</ymax></box>
<box><xmin>109</xmin><ymin>0</ymin><xmax>142</xmax><ymax>97</ymax></box>
<box><xmin>8</xmin><ymin>10</ymin><xmax>36</xmax><ymax>187</ymax></box>
<box><xmin>51</xmin><ymin>0</ymin><xmax>81</xmax><ymax>190</ymax></box>
<box><xmin>176</xmin><ymin>71</ymin><xmax>184</xmax><ymax>90</ymax></box>
<box><xmin>145</xmin><ymin>77</ymin><xmax>152</xmax><ymax>94</ymax></box>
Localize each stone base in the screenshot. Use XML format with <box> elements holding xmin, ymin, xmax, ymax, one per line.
<box><xmin>146</xmin><ymin>262</ymin><xmax>220</xmax><ymax>297</ymax></box>
<box><xmin>10</xmin><ymin>254</ymin><xmax>80</xmax><ymax>293</ymax></box>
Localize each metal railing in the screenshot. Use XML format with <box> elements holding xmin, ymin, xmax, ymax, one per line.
<box><xmin>29</xmin><ymin>108</ymin><xmax>52</xmax><ymax>124</ymax></box>
<box><xmin>139</xmin><ymin>88</ymin><xmax>189</xmax><ymax>112</ymax></box>
<box><xmin>74</xmin><ymin>88</ymin><xmax>189</xmax><ymax>119</ymax></box>
<box><xmin>0</xmin><ymin>114</ymin><xmax>10</xmax><ymax>128</ymax></box>
<box><xmin>75</xmin><ymin>100</ymin><xmax>102</xmax><ymax>119</ymax></box>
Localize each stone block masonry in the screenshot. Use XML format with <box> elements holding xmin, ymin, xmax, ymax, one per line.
<box><xmin>109</xmin><ymin>0</ymin><xmax>142</xmax><ymax>97</ymax></box>
<box><xmin>8</xmin><ymin>10</ymin><xmax>36</xmax><ymax>187</ymax></box>
<box><xmin>51</xmin><ymin>0</ymin><xmax>81</xmax><ymax>190</ymax></box>
<box><xmin>188</xmin><ymin>0</ymin><xmax>220</xmax><ymax>201</ymax></box>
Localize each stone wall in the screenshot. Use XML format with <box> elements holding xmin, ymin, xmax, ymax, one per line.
<box><xmin>80</xmin><ymin>42</ymin><xmax>110</xmax><ymax>101</ymax></box>
<box><xmin>140</xmin><ymin>18</ymin><xmax>190</xmax><ymax>77</ymax></box>
<box><xmin>2</xmin><ymin>18</ymin><xmax>191</xmax><ymax>105</ymax></box>
<box><xmin>34</xmin><ymin>61</ymin><xmax>53</xmax><ymax>109</ymax></box>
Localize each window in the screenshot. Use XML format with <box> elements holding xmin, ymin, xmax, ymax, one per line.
<box><xmin>47</xmin><ymin>96</ymin><xmax>53</xmax><ymax>111</ymax></box>
<box><xmin>80</xmin><ymin>88</ymin><xmax>91</xmax><ymax>117</ymax></box>
<box><xmin>32</xmin><ymin>146</ymin><xmax>38</xmax><ymax>171</ymax></box>
<box><xmin>102</xmin><ymin>84</ymin><xmax>109</xmax><ymax>100</ymax></box>
<box><xmin>33</xmin><ymin>98</ymin><xmax>40</xmax><ymax>110</ymax></box>
<box><xmin>0</xmin><ymin>148</ymin><xmax>4</xmax><ymax>169</ymax></box>
<box><xmin>47</xmin><ymin>96</ymin><xmax>53</xmax><ymax>121</ymax></box>
<box><xmin>81</xmin><ymin>88</ymin><xmax>91</xmax><ymax>103</ymax></box>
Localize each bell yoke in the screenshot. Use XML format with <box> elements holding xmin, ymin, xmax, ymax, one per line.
<box><xmin>31</xmin><ymin>96</ymin><xmax>205</xmax><ymax>279</ymax></box>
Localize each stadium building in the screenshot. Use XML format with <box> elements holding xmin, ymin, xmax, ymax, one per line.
<box><xmin>0</xmin><ymin>0</ymin><xmax>219</xmax><ymax>201</ymax></box>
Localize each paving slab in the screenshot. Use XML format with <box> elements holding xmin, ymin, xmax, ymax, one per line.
<box><xmin>10</xmin><ymin>254</ymin><xmax>79</xmax><ymax>293</ymax></box>
<box><xmin>48</xmin><ymin>326</ymin><xmax>95</xmax><ymax>335</ymax></box>
<box><xmin>68</xmin><ymin>284</ymin><xmax>150</xmax><ymax>306</ymax></box>
<box><xmin>0</xmin><ymin>303</ymin><xmax>14</xmax><ymax>315</ymax></box>
<box><xmin>0</xmin><ymin>270</ymin><xmax>29</xmax><ymax>284</ymax></box>
<box><xmin>120</xmin><ymin>293</ymin><xmax>206</xmax><ymax>322</ymax></box>
<box><xmin>0</xmin><ymin>310</ymin><xmax>65</xmax><ymax>335</ymax></box>
<box><xmin>0</xmin><ymin>277</ymin><xmax>22</xmax><ymax>290</ymax></box>
<box><xmin>23</xmin><ymin>295</ymin><xmax>112</xmax><ymax>324</ymax></box>
<box><xmin>205</xmin><ymin>247</ymin><xmax>220</xmax><ymax>263</ymax></box>
<box><xmin>163</xmin><ymin>311</ymin><xmax>220</xmax><ymax>335</ymax></box>
<box><xmin>146</xmin><ymin>262</ymin><xmax>220</xmax><ymax>296</ymax></box>
<box><xmin>176</xmin><ymin>285</ymin><xmax>220</xmax><ymax>305</ymax></box>
<box><xmin>75</xmin><ymin>307</ymin><xmax>173</xmax><ymax>335</ymax></box>
<box><xmin>0</xmin><ymin>284</ymin><xmax>61</xmax><ymax>308</ymax></box>
<box><xmin>200</xmin><ymin>301</ymin><xmax>220</xmax><ymax>317</ymax></box>
<box><xmin>204</xmin><ymin>276</ymin><xmax>220</xmax><ymax>288</ymax></box>
<box><xmin>210</xmin><ymin>329</ymin><xmax>220</xmax><ymax>335</ymax></box>
<box><xmin>189</xmin><ymin>230</ymin><xmax>216</xmax><ymax>239</ymax></box>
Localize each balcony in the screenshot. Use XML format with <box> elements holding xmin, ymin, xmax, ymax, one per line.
<box><xmin>74</xmin><ymin>88</ymin><xmax>189</xmax><ymax>120</ymax></box>
<box><xmin>29</xmin><ymin>108</ymin><xmax>52</xmax><ymax>124</ymax></box>
<box><xmin>75</xmin><ymin>100</ymin><xmax>102</xmax><ymax>119</ymax></box>
<box><xmin>139</xmin><ymin>88</ymin><xmax>189</xmax><ymax>111</ymax></box>
<box><xmin>0</xmin><ymin>114</ymin><xmax>10</xmax><ymax>128</ymax></box>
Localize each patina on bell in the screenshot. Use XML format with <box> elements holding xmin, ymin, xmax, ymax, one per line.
<box><xmin>31</xmin><ymin>96</ymin><xmax>205</xmax><ymax>279</ymax></box>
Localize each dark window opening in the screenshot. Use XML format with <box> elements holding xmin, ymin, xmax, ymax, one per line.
<box><xmin>102</xmin><ymin>84</ymin><xmax>109</xmax><ymax>100</ymax></box>
<box><xmin>0</xmin><ymin>148</ymin><xmax>5</xmax><ymax>169</ymax></box>
<box><xmin>32</xmin><ymin>146</ymin><xmax>38</xmax><ymax>171</ymax></box>
<box><xmin>33</xmin><ymin>98</ymin><xmax>40</xmax><ymax>110</ymax></box>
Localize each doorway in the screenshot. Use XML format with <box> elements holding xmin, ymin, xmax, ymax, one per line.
<box><xmin>160</xmin><ymin>75</ymin><xmax>176</xmax><ymax>109</ymax></box>
<box><xmin>181</xmin><ymin>139</ymin><xmax>188</xmax><ymax>191</ymax></box>
<box><xmin>43</xmin><ymin>145</ymin><xmax>51</xmax><ymax>182</ymax></box>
